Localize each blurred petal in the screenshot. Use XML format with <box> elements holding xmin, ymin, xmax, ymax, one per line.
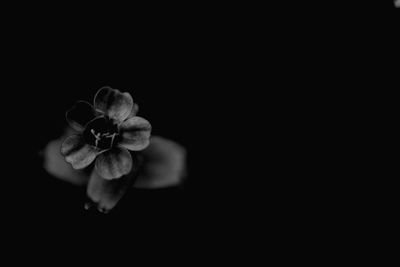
<box><xmin>43</xmin><ymin>134</ymin><xmax>90</xmax><ymax>186</ymax></box>
<box><xmin>119</xmin><ymin>116</ymin><xmax>151</xmax><ymax>151</ymax></box>
<box><xmin>61</xmin><ymin>134</ymin><xmax>99</xmax><ymax>169</ymax></box>
<box><xmin>94</xmin><ymin>86</ymin><xmax>133</xmax><ymax>123</ymax></box>
<box><xmin>95</xmin><ymin>147</ymin><xmax>132</xmax><ymax>180</ymax></box>
<box><xmin>87</xmin><ymin>154</ymin><xmax>141</xmax><ymax>212</ymax></box>
<box><xmin>133</xmin><ymin>136</ymin><xmax>186</xmax><ymax>189</ymax></box>
<box><xmin>127</xmin><ymin>103</ymin><xmax>139</xmax><ymax>119</ymax></box>
<box><xmin>66</xmin><ymin>101</ymin><xmax>96</xmax><ymax>131</ymax></box>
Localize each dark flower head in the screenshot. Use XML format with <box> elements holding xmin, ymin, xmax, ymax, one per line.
<box><xmin>61</xmin><ymin>86</ymin><xmax>151</xmax><ymax>180</ymax></box>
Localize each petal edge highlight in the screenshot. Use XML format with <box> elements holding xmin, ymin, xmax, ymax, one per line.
<box><xmin>119</xmin><ymin>116</ymin><xmax>151</xmax><ymax>151</ymax></box>
<box><xmin>94</xmin><ymin>87</ymin><xmax>133</xmax><ymax>123</ymax></box>
<box><xmin>95</xmin><ymin>147</ymin><xmax>133</xmax><ymax>180</ymax></box>
<box><xmin>61</xmin><ymin>134</ymin><xmax>99</xmax><ymax>169</ymax></box>
<box><xmin>66</xmin><ymin>101</ymin><xmax>96</xmax><ymax>131</ymax></box>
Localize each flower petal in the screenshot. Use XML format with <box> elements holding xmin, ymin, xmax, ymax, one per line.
<box><xmin>61</xmin><ymin>134</ymin><xmax>99</xmax><ymax>169</ymax></box>
<box><xmin>95</xmin><ymin>147</ymin><xmax>132</xmax><ymax>180</ymax></box>
<box><xmin>119</xmin><ymin>116</ymin><xmax>151</xmax><ymax>151</ymax></box>
<box><xmin>94</xmin><ymin>86</ymin><xmax>134</xmax><ymax>123</ymax></box>
<box><xmin>66</xmin><ymin>101</ymin><xmax>96</xmax><ymax>131</ymax></box>
<box><xmin>43</xmin><ymin>129</ymin><xmax>90</xmax><ymax>185</ymax></box>
<box><xmin>127</xmin><ymin>103</ymin><xmax>139</xmax><ymax>119</ymax></box>
<box><xmin>133</xmin><ymin>136</ymin><xmax>186</xmax><ymax>189</ymax></box>
<box><xmin>87</xmin><ymin>154</ymin><xmax>141</xmax><ymax>212</ymax></box>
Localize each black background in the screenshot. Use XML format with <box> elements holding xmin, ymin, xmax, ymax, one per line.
<box><xmin>3</xmin><ymin>2</ymin><xmax>398</xmax><ymax>259</ymax></box>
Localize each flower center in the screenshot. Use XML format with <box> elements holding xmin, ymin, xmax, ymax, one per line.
<box><xmin>83</xmin><ymin>117</ymin><xmax>120</xmax><ymax>150</ymax></box>
<box><xmin>90</xmin><ymin>129</ymin><xmax>117</xmax><ymax>148</ymax></box>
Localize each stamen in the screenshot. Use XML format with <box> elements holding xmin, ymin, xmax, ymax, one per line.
<box><xmin>91</xmin><ymin>129</ymin><xmax>101</xmax><ymax>147</ymax></box>
<box><xmin>103</xmin><ymin>132</ymin><xmax>118</xmax><ymax>147</ymax></box>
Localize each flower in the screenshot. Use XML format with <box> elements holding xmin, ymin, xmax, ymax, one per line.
<box><xmin>61</xmin><ymin>86</ymin><xmax>151</xmax><ymax>180</ymax></box>
<box><xmin>41</xmin><ymin>86</ymin><xmax>186</xmax><ymax>213</ymax></box>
